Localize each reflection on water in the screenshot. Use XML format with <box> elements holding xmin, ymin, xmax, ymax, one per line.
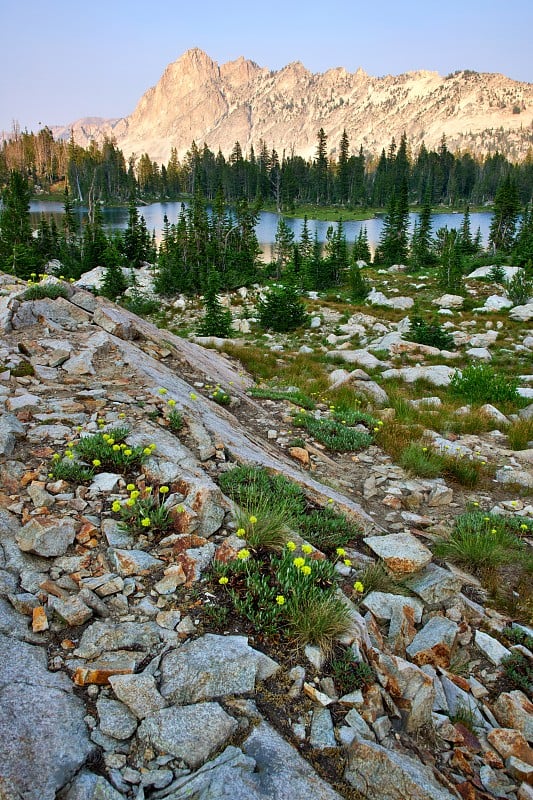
<box><xmin>30</xmin><ymin>200</ymin><xmax>493</xmax><ymax>258</ymax></box>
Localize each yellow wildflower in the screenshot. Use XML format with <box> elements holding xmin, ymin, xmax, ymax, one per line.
<box><xmin>353</xmin><ymin>581</ymin><xmax>364</xmax><ymax>593</ymax></box>
<box><xmin>141</xmin><ymin>518</ymin><xmax>151</xmax><ymax>527</ymax></box>
<box><xmin>218</xmin><ymin>576</ymin><xmax>229</xmax><ymax>585</ymax></box>
<box><xmin>275</xmin><ymin>595</ymin><xmax>285</xmax><ymax>605</ymax></box>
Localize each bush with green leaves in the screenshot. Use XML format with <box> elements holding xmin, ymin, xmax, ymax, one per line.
<box><xmin>50</xmin><ymin>426</ymin><xmax>151</xmax><ymax>481</ymax></box>
<box><xmin>487</xmin><ymin>264</ymin><xmax>507</xmax><ymax>283</ymax></box>
<box><xmin>501</xmin><ymin>652</ymin><xmax>532</xmax><ymax>695</ymax></box>
<box><xmin>24</xmin><ymin>283</ymin><xmax>70</xmax><ymax>301</ymax></box>
<box><xmin>49</xmin><ymin>459</ymin><xmax>94</xmax><ymax>484</ymax></box>
<box><xmin>219</xmin><ymin>465</ymin><xmax>306</xmax><ymax>518</ymax></box>
<box><xmin>298</xmin><ymin>506</ymin><xmax>363</xmax><ymax>553</ymax></box>
<box><xmin>406</xmin><ymin>316</ymin><xmax>455</xmax><ymax>351</ymax></box>
<box><xmin>330</xmin><ymin>648</ymin><xmax>375</xmax><ymax>694</ymax></box>
<box><xmin>257</xmin><ymin>284</ymin><xmax>307</xmax><ymax>332</ymax></box>
<box><xmin>214</xmin><ymin>543</ymin><xmax>352</xmax><ymax>652</ymax></box>
<box><xmin>292</xmin><ymin>410</ymin><xmax>373</xmax><ymax>452</ymax></box>
<box><xmin>210</xmin><ymin>387</ymin><xmax>231</xmax><ymax>405</ymax></box>
<box><xmin>74</xmin><ymin>427</ymin><xmax>149</xmax><ymax>473</ymax></box>
<box><xmin>506</xmin><ymin>270</ymin><xmax>532</xmax><ymax>305</ymax></box>
<box><xmin>450</xmin><ymin>364</ymin><xmax>520</xmax><ymax>405</ymax></box>
<box><xmin>111</xmin><ymin>485</ymin><xmax>172</xmax><ymax>538</ymax></box>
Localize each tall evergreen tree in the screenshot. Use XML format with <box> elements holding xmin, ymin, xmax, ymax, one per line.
<box><xmin>489</xmin><ymin>176</ymin><xmax>521</xmax><ymax>253</ymax></box>
<box><xmin>409</xmin><ymin>192</ymin><xmax>433</xmax><ymax>271</ymax></box>
<box><xmin>0</xmin><ymin>170</ymin><xmax>34</xmax><ymax>277</ymax></box>
<box><xmin>458</xmin><ymin>204</ymin><xmax>476</xmax><ymax>255</ymax></box>
<box><xmin>375</xmin><ymin>180</ymin><xmax>409</xmax><ymax>266</ymax></box>
<box><xmin>337</xmin><ymin>129</ymin><xmax>350</xmax><ymax>204</ymax></box>
<box><xmin>273</xmin><ymin>218</ymin><xmax>295</xmax><ymax>278</ymax></box>
<box><xmin>437</xmin><ymin>228</ymin><xmax>464</xmax><ymax>292</ymax></box>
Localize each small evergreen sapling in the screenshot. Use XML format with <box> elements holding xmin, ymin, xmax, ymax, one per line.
<box><xmin>197</xmin><ymin>273</ymin><xmax>232</xmax><ymax>337</ymax></box>
<box><xmin>257</xmin><ymin>284</ymin><xmax>307</xmax><ymax>332</ymax></box>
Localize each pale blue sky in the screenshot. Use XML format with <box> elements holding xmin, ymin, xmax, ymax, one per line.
<box><xmin>2</xmin><ymin>0</ymin><xmax>531</xmax><ymax>133</ymax></box>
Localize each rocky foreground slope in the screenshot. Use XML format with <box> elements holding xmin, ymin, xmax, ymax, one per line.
<box><xmin>52</xmin><ymin>48</ymin><xmax>533</xmax><ymax>163</ymax></box>
<box><xmin>0</xmin><ymin>271</ymin><xmax>532</xmax><ymax>800</ymax></box>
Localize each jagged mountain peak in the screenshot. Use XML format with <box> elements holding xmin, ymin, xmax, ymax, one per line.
<box><xmin>52</xmin><ymin>49</ymin><xmax>533</xmax><ymax>164</ymax></box>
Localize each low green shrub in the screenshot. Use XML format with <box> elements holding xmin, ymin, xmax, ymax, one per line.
<box><xmin>450</xmin><ymin>364</ymin><xmax>520</xmax><ymax>405</ymax></box>
<box><xmin>299</xmin><ymin>506</ymin><xmax>363</xmax><ymax>553</ymax></box>
<box><xmin>49</xmin><ymin>460</ymin><xmax>94</xmax><ymax>484</ymax></box>
<box><xmin>501</xmin><ymin>652</ymin><xmax>533</xmax><ymax>695</ymax></box>
<box><xmin>112</xmin><ymin>485</ymin><xmax>172</xmax><ymax>537</ymax></box>
<box><xmin>210</xmin><ymin>387</ymin><xmax>231</xmax><ymax>406</ymax></box>
<box><xmin>24</xmin><ymin>283</ymin><xmax>69</xmax><ymax>301</ymax></box>
<box><xmin>330</xmin><ymin>648</ymin><xmax>375</xmax><ymax>694</ymax></box>
<box><xmin>234</xmin><ymin>496</ymin><xmax>294</xmax><ymax>552</ymax></box>
<box><xmin>502</xmin><ymin>626</ymin><xmax>533</xmax><ymax>650</ymax></box>
<box><xmin>399</xmin><ymin>442</ymin><xmax>444</xmax><ymax>478</ymax></box>
<box><xmin>257</xmin><ymin>285</ymin><xmax>307</xmax><ymax>332</ymax></box>
<box><xmin>214</xmin><ymin>543</ymin><xmax>352</xmax><ymax>651</ymax></box>
<box><xmin>506</xmin><ymin>271</ymin><xmax>532</xmax><ymax>306</ymax></box>
<box><xmin>168</xmin><ymin>409</ymin><xmax>183</xmax><ymax>432</ymax></box>
<box><xmin>75</xmin><ymin>427</ymin><xmax>148</xmax><ymax>473</ymax></box>
<box><xmin>219</xmin><ymin>465</ymin><xmax>306</xmax><ymax>518</ymax></box>
<box><xmin>292</xmin><ymin>410</ymin><xmax>373</xmax><ymax>452</ymax></box>
<box><xmin>406</xmin><ymin>316</ymin><xmax>456</xmax><ymax>351</ymax></box>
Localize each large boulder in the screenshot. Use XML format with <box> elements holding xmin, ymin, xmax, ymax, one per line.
<box><xmin>160</xmin><ymin>634</ymin><xmax>279</xmax><ymax>704</ymax></box>
<box><xmin>345</xmin><ymin>738</ymin><xmax>458</xmax><ymax>800</ymax></box>
<box><xmin>0</xmin><ymin>634</ymin><xmax>94</xmax><ymax>800</ymax></box>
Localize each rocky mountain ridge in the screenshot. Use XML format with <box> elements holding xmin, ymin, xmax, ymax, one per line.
<box><xmin>51</xmin><ymin>48</ymin><xmax>533</xmax><ymax>165</ymax></box>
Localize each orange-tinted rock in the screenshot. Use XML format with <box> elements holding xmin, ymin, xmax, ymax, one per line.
<box><xmin>32</xmin><ymin>606</ymin><xmax>48</xmax><ymax>632</ymax></box>
<box><xmin>487</xmin><ymin>729</ymin><xmax>533</xmax><ymax>767</ymax></box>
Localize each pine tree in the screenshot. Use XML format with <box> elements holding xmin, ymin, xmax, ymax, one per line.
<box><xmin>273</xmin><ymin>218</ymin><xmax>295</xmax><ymax>278</ymax></box>
<box><xmin>489</xmin><ymin>176</ymin><xmax>521</xmax><ymax>253</ymax></box>
<box><xmin>196</xmin><ymin>271</ymin><xmax>232</xmax><ymax>337</ymax></box>
<box><xmin>100</xmin><ymin>242</ymin><xmax>127</xmax><ymax>300</ymax></box>
<box><xmin>513</xmin><ymin>206</ymin><xmax>533</xmax><ymax>272</ymax></box>
<box><xmin>0</xmin><ymin>170</ymin><xmax>35</xmax><ymax>278</ymax></box>
<box><xmin>352</xmin><ymin>227</ymin><xmax>371</xmax><ymax>264</ymax></box>
<box><xmin>348</xmin><ymin>263</ymin><xmax>370</xmax><ymax>302</ymax></box>
<box><xmin>337</xmin><ymin>129</ymin><xmax>350</xmax><ymax>204</ymax></box>
<box><xmin>409</xmin><ymin>192</ymin><xmax>433</xmax><ymax>271</ymax></box>
<box><xmin>438</xmin><ymin>228</ymin><xmax>464</xmax><ymax>292</ymax></box>
<box><xmin>375</xmin><ymin>180</ymin><xmax>409</xmax><ymax>266</ymax></box>
<box><xmin>458</xmin><ymin>204</ymin><xmax>475</xmax><ymax>255</ymax></box>
<box><xmin>257</xmin><ymin>284</ymin><xmax>307</xmax><ymax>332</ymax></box>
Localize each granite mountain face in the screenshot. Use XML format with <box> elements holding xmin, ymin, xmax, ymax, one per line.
<box><xmin>53</xmin><ymin>47</ymin><xmax>532</xmax><ymax>163</ymax></box>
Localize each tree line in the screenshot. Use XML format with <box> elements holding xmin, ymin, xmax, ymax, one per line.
<box><xmin>2</xmin><ymin>126</ymin><xmax>532</xmax><ymax>210</ymax></box>
<box><xmin>1</xmin><ymin>168</ymin><xmax>532</xmax><ymax>301</ymax></box>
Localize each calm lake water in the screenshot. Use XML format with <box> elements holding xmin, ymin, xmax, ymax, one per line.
<box><xmin>30</xmin><ymin>200</ymin><xmax>493</xmax><ymax>260</ymax></box>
